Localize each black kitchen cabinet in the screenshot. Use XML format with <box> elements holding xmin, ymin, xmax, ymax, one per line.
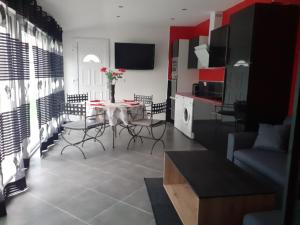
<box><xmin>173</xmin><ymin>40</ymin><xmax>179</xmax><ymax>58</ymax></box>
<box><xmin>209</xmin><ymin>25</ymin><xmax>230</xmax><ymax>67</ymax></box>
<box><xmin>224</xmin><ymin>3</ymin><xmax>299</xmax><ymax>130</ymax></box>
<box><xmin>188</xmin><ymin>37</ymin><xmax>199</xmax><ymax>68</ymax></box>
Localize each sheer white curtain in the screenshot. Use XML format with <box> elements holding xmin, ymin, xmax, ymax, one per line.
<box><xmin>0</xmin><ymin>3</ymin><xmax>30</xmax><ymax>216</ymax></box>
<box><xmin>0</xmin><ymin>0</ymin><xmax>64</xmax><ymax>216</ymax></box>
<box><xmin>34</xmin><ymin>28</ymin><xmax>65</xmax><ymax>155</ymax></box>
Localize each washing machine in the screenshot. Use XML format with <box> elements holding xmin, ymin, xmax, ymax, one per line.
<box><xmin>174</xmin><ymin>94</ymin><xmax>195</xmax><ymax>139</ymax></box>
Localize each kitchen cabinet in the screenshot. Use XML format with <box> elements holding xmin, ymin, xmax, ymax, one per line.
<box><xmin>224</xmin><ymin>3</ymin><xmax>298</xmax><ymax>130</ymax></box>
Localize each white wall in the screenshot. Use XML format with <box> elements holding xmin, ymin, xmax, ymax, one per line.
<box><xmin>63</xmin><ymin>24</ymin><xmax>169</xmax><ymax>103</ymax></box>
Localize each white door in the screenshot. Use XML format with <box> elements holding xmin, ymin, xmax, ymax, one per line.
<box><xmin>77</xmin><ymin>38</ymin><xmax>110</xmax><ymax>100</ymax></box>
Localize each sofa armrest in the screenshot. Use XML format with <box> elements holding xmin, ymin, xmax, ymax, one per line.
<box><xmin>227</xmin><ymin>132</ymin><xmax>257</xmax><ymax>161</ymax></box>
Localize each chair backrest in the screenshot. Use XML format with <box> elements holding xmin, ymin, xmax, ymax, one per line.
<box><xmin>64</xmin><ymin>102</ymin><xmax>86</xmax><ymax>116</ymax></box>
<box><xmin>234</xmin><ymin>101</ymin><xmax>247</xmax><ymax>120</ymax></box>
<box><xmin>151</xmin><ymin>102</ymin><xmax>167</xmax><ymax>115</ymax></box>
<box><xmin>134</xmin><ymin>94</ymin><xmax>153</xmax><ymax>105</ymax></box>
<box><xmin>67</xmin><ymin>93</ymin><xmax>88</xmax><ymax>103</ymax></box>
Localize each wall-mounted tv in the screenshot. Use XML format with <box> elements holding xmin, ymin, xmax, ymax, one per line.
<box><xmin>115</xmin><ymin>42</ymin><xmax>155</xmax><ymax>70</ymax></box>
<box><xmin>209</xmin><ymin>25</ymin><xmax>229</xmax><ymax>67</ymax></box>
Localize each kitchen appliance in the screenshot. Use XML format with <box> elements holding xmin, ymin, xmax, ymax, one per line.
<box><xmin>192</xmin><ymin>83</ymin><xmax>200</xmax><ymax>96</ymax></box>
<box><xmin>174</xmin><ymin>94</ymin><xmax>210</xmax><ymax>139</ymax></box>
<box><xmin>194</xmin><ymin>44</ymin><xmax>209</xmax><ymax>68</ymax></box>
<box><xmin>169</xmin><ymin>39</ymin><xmax>200</xmax><ymax>122</ymax></box>
<box><xmin>174</xmin><ymin>95</ymin><xmax>195</xmax><ymax>139</ymax></box>
<box><xmin>193</xmin><ymin>81</ymin><xmax>224</xmax><ymax>100</ymax></box>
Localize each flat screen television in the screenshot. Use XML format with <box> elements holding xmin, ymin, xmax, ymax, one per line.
<box><xmin>115</xmin><ymin>42</ymin><xmax>155</xmax><ymax>70</ymax></box>
<box><xmin>209</xmin><ymin>25</ymin><xmax>229</xmax><ymax>67</ymax></box>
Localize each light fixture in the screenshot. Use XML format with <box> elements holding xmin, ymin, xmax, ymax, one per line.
<box><xmin>181</xmin><ymin>8</ymin><xmax>188</xmax><ymax>11</ymax></box>
<box><xmin>116</xmin><ymin>15</ymin><xmax>121</xmax><ymax>18</ymax></box>
<box><xmin>234</xmin><ymin>60</ymin><xmax>249</xmax><ymax>67</ymax></box>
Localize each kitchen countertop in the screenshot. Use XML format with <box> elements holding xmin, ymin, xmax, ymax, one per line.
<box><xmin>176</xmin><ymin>92</ymin><xmax>223</xmax><ymax>106</ymax></box>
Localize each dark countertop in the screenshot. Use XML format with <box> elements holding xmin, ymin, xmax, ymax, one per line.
<box><xmin>176</xmin><ymin>93</ymin><xmax>223</xmax><ymax>106</ymax></box>
<box><xmin>166</xmin><ymin>151</ymin><xmax>275</xmax><ymax>198</ymax></box>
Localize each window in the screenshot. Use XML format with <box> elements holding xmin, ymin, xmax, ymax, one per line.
<box><xmin>83</xmin><ymin>54</ymin><xmax>101</xmax><ymax>63</ymax></box>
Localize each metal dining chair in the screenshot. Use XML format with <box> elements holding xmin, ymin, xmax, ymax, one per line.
<box><xmin>118</xmin><ymin>94</ymin><xmax>153</xmax><ymax>136</ymax></box>
<box><xmin>214</xmin><ymin>101</ymin><xmax>247</xmax><ymax>131</ymax></box>
<box><xmin>127</xmin><ymin>101</ymin><xmax>167</xmax><ymax>154</ymax></box>
<box><xmin>65</xmin><ymin>93</ymin><xmax>89</xmax><ymax>124</ymax></box>
<box><xmin>61</xmin><ymin>102</ymin><xmax>106</xmax><ymax>159</ymax></box>
<box><xmin>134</xmin><ymin>94</ymin><xmax>153</xmax><ymax>107</ymax></box>
<box><xmin>67</xmin><ymin>93</ymin><xmax>88</xmax><ymax>103</ymax></box>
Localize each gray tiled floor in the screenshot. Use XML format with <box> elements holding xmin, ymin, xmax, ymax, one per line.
<box><xmin>0</xmin><ymin>124</ymin><xmax>205</xmax><ymax>225</ymax></box>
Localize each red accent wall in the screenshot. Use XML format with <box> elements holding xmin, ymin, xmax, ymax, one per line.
<box><xmin>199</xmin><ymin>68</ymin><xmax>225</xmax><ymax>82</ymax></box>
<box><xmin>289</xmin><ymin>18</ymin><xmax>300</xmax><ymax>114</ymax></box>
<box><xmin>194</xmin><ymin>19</ymin><xmax>210</xmax><ymax>36</ymax></box>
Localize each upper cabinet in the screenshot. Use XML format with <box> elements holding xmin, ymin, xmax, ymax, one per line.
<box><xmin>209</xmin><ymin>25</ymin><xmax>229</xmax><ymax>67</ymax></box>
<box><xmin>188</xmin><ymin>37</ymin><xmax>200</xmax><ymax>69</ymax></box>
<box><xmin>224</xmin><ymin>3</ymin><xmax>299</xmax><ymax>129</ymax></box>
<box><xmin>227</xmin><ymin>7</ymin><xmax>255</xmax><ymax>65</ymax></box>
<box><xmin>173</xmin><ymin>40</ymin><xmax>179</xmax><ymax>58</ymax></box>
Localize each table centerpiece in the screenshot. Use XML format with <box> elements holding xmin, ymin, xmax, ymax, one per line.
<box><xmin>100</xmin><ymin>67</ymin><xmax>126</xmax><ymax>103</ymax></box>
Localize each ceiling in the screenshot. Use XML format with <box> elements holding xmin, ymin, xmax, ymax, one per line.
<box><xmin>37</xmin><ymin>0</ymin><xmax>242</xmax><ymax>31</ymax></box>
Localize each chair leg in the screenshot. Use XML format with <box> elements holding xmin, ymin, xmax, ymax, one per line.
<box><xmin>119</xmin><ymin>126</ymin><xmax>127</xmax><ymax>136</ymax></box>
<box><xmin>60</xmin><ymin>133</ymin><xmax>87</xmax><ymax>159</ymax></box>
<box><xmin>150</xmin><ymin>123</ymin><xmax>167</xmax><ymax>154</ymax></box>
<box><xmin>81</xmin><ymin>132</ymin><xmax>87</xmax><ymax>147</ymax></box>
<box><xmin>151</xmin><ymin>139</ymin><xmax>166</xmax><ymax>154</ymax></box>
<box><xmin>61</xmin><ymin>145</ymin><xmax>87</xmax><ymax>159</ymax></box>
<box><xmin>88</xmin><ymin>126</ymin><xmax>106</xmax><ymax>151</ymax></box>
<box><xmin>146</xmin><ymin>127</ymin><xmax>151</xmax><ymax>135</ymax></box>
<box><xmin>127</xmin><ymin>126</ymin><xmax>143</xmax><ymax>150</ymax></box>
<box><xmin>60</xmin><ymin>129</ymin><xmax>86</xmax><ymax>159</ymax></box>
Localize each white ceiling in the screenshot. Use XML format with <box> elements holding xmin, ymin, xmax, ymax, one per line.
<box><xmin>37</xmin><ymin>0</ymin><xmax>242</xmax><ymax>31</ymax></box>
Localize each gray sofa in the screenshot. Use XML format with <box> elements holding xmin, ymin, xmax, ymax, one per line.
<box><xmin>243</xmin><ymin>209</ymin><xmax>300</xmax><ymax>225</ymax></box>
<box><xmin>227</xmin><ymin>131</ymin><xmax>288</xmax><ymax>187</ymax></box>
<box><xmin>227</xmin><ymin>131</ymin><xmax>294</xmax><ymax>225</ymax></box>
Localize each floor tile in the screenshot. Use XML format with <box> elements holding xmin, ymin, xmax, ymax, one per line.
<box><xmin>117</xmin><ymin>164</ymin><xmax>162</xmax><ymax>184</ymax></box>
<box><xmin>29</xmin><ymin>177</ymin><xmax>84</xmax><ymax>206</ymax></box>
<box><xmin>89</xmin><ymin>202</ymin><xmax>154</xmax><ymax>225</ymax></box>
<box><xmin>59</xmin><ymin>189</ymin><xmax>117</xmax><ymax>221</ymax></box>
<box><xmin>4</xmin><ymin>193</ymin><xmax>87</xmax><ymax>225</ymax></box>
<box><xmin>123</xmin><ymin>187</ymin><xmax>153</xmax><ymax>214</ymax></box>
<box><xmin>0</xmin><ymin>125</ymin><xmax>204</xmax><ymax>225</ymax></box>
<box><xmin>94</xmin><ymin>175</ymin><xmax>142</xmax><ymax>200</ymax></box>
<box><xmin>138</xmin><ymin>157</ymin><xmax>164</xmax><ymax>171</ymax></box>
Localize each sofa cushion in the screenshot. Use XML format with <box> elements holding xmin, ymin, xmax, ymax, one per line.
<box><xmin>253</xmin><ymin>123</ymin><xmax>290</xmax><ymax>152</ymax></box>
<box><xmin>234</xmin><ymin>149</ymin><xmax>287</xmax><ymax>185</ymax></box>
<box><xmin>244</xmin><ymin>209</ymin><xmax>300</xmax><ymax>225</ymax></box>
<box><xmin>243</xmin><ymin>210</ymin><xmax>281</xmax><ymax>225</ymax></box>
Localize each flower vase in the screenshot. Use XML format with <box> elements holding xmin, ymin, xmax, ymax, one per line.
<box><xmin>110</xmin><ymin>84</ymin><xmax>115</xmax><ymax>103</ymax></box>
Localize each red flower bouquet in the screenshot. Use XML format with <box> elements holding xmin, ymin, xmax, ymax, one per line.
<box><xmin>100</xmin><ymin>67</ymin><xmax>126</xmax><ymax>82</ymax></box>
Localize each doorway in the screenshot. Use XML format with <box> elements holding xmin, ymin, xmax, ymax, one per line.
<box><xmin>76</xmin><ymin>38</ymin><xmax>110</xmax><ymax>100</ymax></box>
